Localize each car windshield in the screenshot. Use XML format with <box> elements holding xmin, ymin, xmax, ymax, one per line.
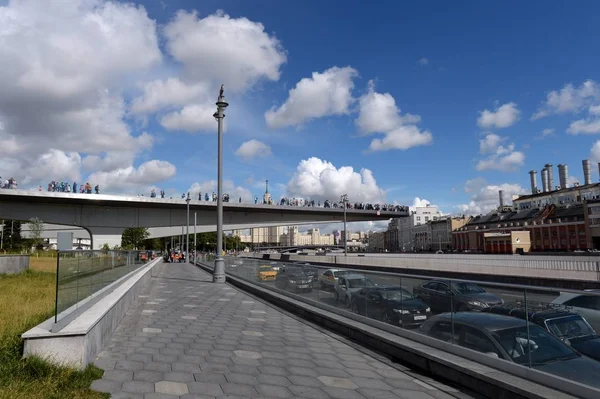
<box><xmin>452</xmin><ymin>282</ymin><xmax>485</xmax><ymax>294</ymax></box>
<box><xmin>260</xmin><ymin>266</ymin><xmax>274</xmax><ymax>272</ymax></box>
<box><xmin>380</xmin><ymin>289</ymin><xmax>415</xmax><ymax>300</ymax></box>
<box><xmin>332</xmin><ymin>270</ymin><xmax>348</xmax><ymax>278</ymax></box>
<box><xmin>347</xmin><ymin>278</ymin><xmax>375</xmax><ymax>288</ymax></box>
<box><xmin>545</xmin><ymin>315</ymin><xmax>597</xmax><ymax>339</ymax></box>
<box><xmin>492</xmin><ymin>325</ymin><xmax>578</xmax><ymax>365</ymax></box>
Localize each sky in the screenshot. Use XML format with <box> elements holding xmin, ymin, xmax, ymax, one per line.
<box><xmin>1</xmin><ymin>0</ymin><xmax>600</xmax><ymax>233</ymax></box>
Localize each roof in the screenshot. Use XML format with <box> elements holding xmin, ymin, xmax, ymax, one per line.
<box><xmin>433</xmin><ymin>312</ymin><xmax>527</xmax><ymax>331</ymax></box>
<box><xmin>515</xmin><ymin>182</ymin><xmax>600</xmax><ymax>201</ymax></box>
<box><xmin>464</xmin><ymin>203</ymin><xmax>584</xmax><ymax>228</ymax></box>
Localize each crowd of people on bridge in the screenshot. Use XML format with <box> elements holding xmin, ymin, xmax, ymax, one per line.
<box><xmin>1</xmin><ymin>177</ymin><xmax>407</xmax><ymax>213</ymax></box>
<box><xmin>0</xmin><ymin>177</ymin><xmax>18</xmax><ymax>189</ymax></box>
<box><xmin>48</xmin><ymin>181</ymin><xmax>99</xmax><ymax>194</ymax></box>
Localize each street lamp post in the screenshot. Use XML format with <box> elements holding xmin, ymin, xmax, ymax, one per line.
<box><xmin>213</xmin><ymin>85</ymin><xmax>228</xmax><ymax>283</ymax></box>
<box><xmin>186</xmin><ymin>193</ymin><xmax>190</xmax><ymax>263</ymax></box>
<box><xmin>341</xmin><ymin>194</ymin><xmax>348</xmax><ymax>256</ymax></box>
<box><xmin>194</xmin><ymin>212</ymin><xmax>197</xmax><ymax>262</ymax></box>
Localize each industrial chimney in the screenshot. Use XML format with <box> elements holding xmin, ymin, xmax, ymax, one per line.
<box><xmin>545</xmin><ymin>164</ymin><xmax>554</xmax><ymax>191</ymax></box>
<box><xmin>529</xmin><ymin>170</ymin><xmax>537</xmax><ymax>194</ymax></box>
<box><xmin>541</xmin><ymin>168</ymin><xmax>549</xmax><ymax>192</ymax></box>
<box><xmin>558</xmin><ymin>164</ymin><xmax>569</xmax><ymax>189</ymax></box>
<box><xmin>583</xmin><ymin>160</ymin><xmax>592</xmax><ymax>185</ymax></box>
<box><xmin>499</xmin><ymin>190</ymin><xmax>505</xmax><ymax>208</ymax></box>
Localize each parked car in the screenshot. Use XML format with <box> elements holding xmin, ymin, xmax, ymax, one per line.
<box><xmin>319</xmin><ymin>268</ymin><xmax>348</xmax><ymax>290</ymax></box>
<box><xmin>420</xmin><ymin>312</ymin><xmax>600</xmax><ymax>388</ymax></box>
<box><xmin>486</xmin><ymin>302</ymin><xmax>600</xmax><ymax>361</ymax></box>
<box><xmin>256</xmin><ymin>265</ymin><xmax>277</xmax><ymax>282</ymax></box>
<box><xmin>351</xmin><ymin>286</ymin><xmax>431</xmax><ymax>327</ymax></box>
<box><xmin>334</xmin><ymin>274</ymin><xmax>376</xmax><ymax>307</ymax></box>
<box><xmin>413</xmin><ymin>280</ymin><xmax>503</xmax><ymax>313</ymax></box>
<box><xmin>269</xmin><ymin>261</ymin><xmax>282</xmax><ymax>273</ymax></box>
<box><xmin>276</xmin><ymin>265</ymin><xmax>313</xmax><ymax>292</ymax></box>
<box><xmin>551</xmin><ymin>290</ymin><xmax>600</xmax><ymax>332</ymax></box>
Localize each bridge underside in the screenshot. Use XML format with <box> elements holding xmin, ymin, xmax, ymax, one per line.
<box><xmin>0</xmin><ymin>190</ymin><xmax>404</xmax><ymax>249</ymax></box>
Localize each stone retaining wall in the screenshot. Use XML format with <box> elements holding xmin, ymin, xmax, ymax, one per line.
<box><xmin>0</xmin><ymin>255</ymin><xmax>29</xmax><ymax>274</ymax></box>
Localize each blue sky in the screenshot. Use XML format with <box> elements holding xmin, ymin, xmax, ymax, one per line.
<box><xmin>2</xmin><ymin>0</ymin><xmax>600</xmax><ymax>220</ymax></box>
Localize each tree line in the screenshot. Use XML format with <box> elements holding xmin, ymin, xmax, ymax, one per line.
<box><xmin>118</xmin><ymin>227</ymin><xmax>244</xmax><ymax>252</ymax></box>
<box><xmin>1</xmin><ymin>218</ymin><xmax>45</xmax><ymax>252</ymax></box>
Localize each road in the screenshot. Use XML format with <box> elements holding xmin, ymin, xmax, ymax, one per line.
<box><xmin>225</xmin><ymin>260</ymin><xmax>560</xmax><ymax>324</ymax></box>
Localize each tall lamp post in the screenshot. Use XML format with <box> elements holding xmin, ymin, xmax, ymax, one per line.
<box><xmin>186</xmin><ymin>193</ymin><xmax>190</xmax><ymax>263</ymax></box>
<box><xmin>341</xmin><ymin>194</ymin><xmax>348</xmax><ymax>256</ymax></box>
<box><xmin>213</xmin><ymin>85</ymin><xmax>228</xmax><ymax>283</ymax></box>
<box><xmin>194</xmin><ymin>212</ymin><xmax>197</xmax><ymax>262</ymax></box>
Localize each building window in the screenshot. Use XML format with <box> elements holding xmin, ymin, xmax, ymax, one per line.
<box><xmin>425</xmin><ymin>216</ymin><xmax>429</xmax><ymax>221</ymax></box>
<box><xmin>416</xmin><ymin>216</ymin><xmax>421</xmax><ymax>221</ymax></box>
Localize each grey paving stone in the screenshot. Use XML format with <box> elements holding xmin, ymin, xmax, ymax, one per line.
<box><xmin>187</xmin><ymin>381</ymin><xmax>224</xmax><ymax>396</ymax></box>
<box><xmin>194</xmin><ymin>372</ymin><xmax>227</xmax><ymax>383</ymax></box>
<box><xmin>220</xmin><ymin>382</ymin><xmax>259</xmax><ymax>396</ymax></box>
<box><xmin>116</xmin><ymin>360</ymin><xmax>145</xmax><ymax>371</ymax></box>
<box><xmin>346</xmin><ymin>368</ymin><xmax>382</xmax><ymax>379</ymax></box>
<box><xmin>91</xmin><ymin>379</ymin><xmax>122</xmax><ymax>393</ymax></box>
<box><xmin>351</xmin><ymin>377</ymin><xmax>393</xmax><ymax>390</ymax></box>
<box><xmin>155</xmin><ymin>380</ymin><xmax>189</xmax><ymax>395</ymax></box>
<box><xmin>288</xmin><ymin>385</ymin><xmax>329</xmax><ymax>399</ymax></box>
<box><xmin>257</xmin><ymin>374</ymin><xmax>291</xmax><ymax>387</ymax></box>
<box><xmin>392</xmin><ymin>390</ymin><xmax>436</xmax><ymax>399</ymax></box>
<box><xmin>103</xmin><ymin>370</ymin><xmax>134</xmax><ymax>382</ymax></box>
<box><xmin>322</xmin><ymin>387</ymin><xmax>367</xmax><ymax>399</ymax></box>
<box><xmin>134</xmin><ymin>370</ymin><xmax>164</xmax><ymax>383</ymax></box>
<box><xmin>163</xmin><ymin>371</ymin><xmax>196</xmax><ymax>383</ymax></box>
<box><xmin>357</xmin><ymin>388</ymin><xmax>402</xmax><ymax>399</ymax></box>
<box><xmin>143</xmin><ymin>393</ymin><xmax>179</xmax><ymax>399</ymax></box>
<box><xmin>315</xmin><ymin>368</ymin><xmax>350</xmax><ymax>378</ymax></box>
<box><xmin>259</xmin><ymin>365</ymin><xmax>289</xmax><ymax>376</ymax></box>
<box><xmin>255</xmin><ymin>384</ymin><xmax>293</xmax><ymax>398</ymax></box>
<box><xmin>287</xmin><ymin>375</ymin><xmax>324</xmax><ymax>388</ymax></box>
<box><xmin>317</xmin><ymin>376</ymin><xmax>359</xmax><ymax>389</ymax></box>
<box><xmin>122</xmin><ymin>380</ymin><xmax>155</xmax><ymax>394</ymax></box>
<box><xmin>181</xmin><ymin>394</ymin><xmax>217</xmax><ymax>399</ymax></box>
<box><xmin>288</xmin><ymin>366</ymin><xmax>319</xmax><ymax>377</ymax></box>
<box><xmin>109</xmin><ymin>392</ymin><xmax>143</xmax><ymax>399</ymax></box>
<box><xmin>144</xmin><ymin>362</ymin><xmax>172</xmax><ymax>372</ymax></box>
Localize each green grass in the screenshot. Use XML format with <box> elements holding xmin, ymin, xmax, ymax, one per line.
<box><xmin>0</xmin><ymin>270</ymin><xmax>108</xmax><ymax>399</ymax></box>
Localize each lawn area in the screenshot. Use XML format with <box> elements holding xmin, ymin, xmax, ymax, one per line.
<box><xmin>0</xmin><ymin>270</ymin><xmax>107</xmax><ymax>399</ymax></box>
<box><xmin>29</xmin><ymin>256</ymin><xmax>57</xmax><ymax>273</ymax></box>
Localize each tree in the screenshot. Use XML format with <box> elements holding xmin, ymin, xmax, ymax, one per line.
<box><xmin>121</xmin><ymin>227</ymin><xmax>150</xmax><ymax>250</ymax></box>
<box><xmin>28</xmin><ymin>217</ymin><xmax>45</xmax><ymax>250</ymax></box>
<box><xmin>101</xmin><ymin>243</ymin><xmax>111</xmax><ymax>253</ymax></box>
<box><xmin>2</xmin><ymin>220</ymin><xmax>22</xmax><ymax>251</ymax></box>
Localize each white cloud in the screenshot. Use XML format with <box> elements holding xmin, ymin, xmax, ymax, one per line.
<box><xmin>264</xmin><ymin>66</ymin><xmax>357</xmax><ymax>129</ymax></box>
<box><xmin>567</xmin><ymin>119</ymin><xmax>600</xmax><ymax>135</ymax></box>
<box><xmin>0</xmin><ymin>0</ymin><xmax>171</xmax><ymax>188</ymax></box>
<box><xmin>235</xmin><ymin>139</ymin><xmax>272</xmax><ymax>160</ymax></box>
<box><xmin>286</xmin><ymin>157</ymin><xmax>385</xmax><ymax>203</ymax></box>
<box><xmin>479</xmin><ymin>133</ymin><xmax>504</xmax><ymax>154</ymax></box>
<box><xmin>464</xmin><ymin>177</ymin><xmax>487</xmax><ymax>193</ymax></box>
<box><xmin>82</xmin><ymin>151</ymin><xmax>137</xmax><ymax>172</ymax></box>
<box><xmin>87</xmin><ymin>160</ymin><xmax>176</xmax><ymax>192</ymax></box>
<box><xmin>418</xmin><ymin>58</ymin><xmax>429</xmax><ymax>66</ymax></box>
<box><xmin>590</xmin><ymin>141</ymin><xmax>600</xmax><ymax>162</ymax></box>
<box><xmin>590</xmin><ymin>105</ymin><xmax>600</xmax><ymax>115</ymax></box>
<box><xmin>159</xmin><ymin>104</ymin><xmax>217</xmax><ymax>133</ymax></box>
<box><xmin>409</xmin><ymin>197</ymin><xmax>437</xmax><ymax>212</ymax></box>
<box><xmin>458</xmin><ymin>180</ymin><xmax>527</xmax><ymax>215</ymax></box>
<box><xmin>542</xmin><ymin>128</ymin><xmax>555</xmax><ymax>137</ymax></box>
<box><xmin>130</xmin><ymin>78</ymin><xmax>211</xmax><ymax>114</ymax></box>
<box><xmin>188</xmin><ymin>180</ymin><xmax>253</xmax><ymax>203</ymax></box>
<box><xmin>477</xmin><ymin>103</ymin><xmax>520</xmax><ymax>129</ymax></box>
<box><xmin>356</xmin><ymin>81</ymin><xmax>432</xmax><ymax>151</ymax></box>
<box><xmin>163</xmin><ymin>10</ymin><xmax>286</xmax><ymax>92</ymax></box>
<box><xmin>532</xmin><ymin>80</ymin><xmax>600</xmax><ymax>119</ymax></box>
<box><xmin>475</xmin><ymin>134</ymin><xmax>525</xmax><ymax>172</ymax></box>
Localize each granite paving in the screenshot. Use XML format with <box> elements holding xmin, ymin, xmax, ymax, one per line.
<box><xmin>91</xmin><ymin>262</ymin><xmax>474</xmax><ymax>399</ymax></box>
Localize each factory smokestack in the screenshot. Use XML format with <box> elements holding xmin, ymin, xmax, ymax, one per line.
<box><xmin>558</xmin><ymin>164</ymin><xmax>569</xmax><ymax>189</ymax></box>
<box><xmin>545</xmin><ymin>164</ymin><xmax>554</xmax><ymax>191</ymax></box>
<box><xmin>583</xmin><ymin>160</ymin><xmax>592</xmax><ymax>185</ymax></box>
<box><xmin>499</xmin><ymin>190</ymin><xmax>505</xmax><ymax>208</ymax></box>
<box><xmin>541</xmin><ymin>168</ymin><xmax>549</xmax><ymax>192</ymax></box>
<box><xmin>529</xmin><ymin>170</ymin><xmax>537</xmax><ymax>194</ymax></box>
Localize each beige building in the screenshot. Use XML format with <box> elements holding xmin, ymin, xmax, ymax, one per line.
<box><xmin>430</xmin><ymin>216</ymin><xmax>471</xmax><ymax>251</ymax></box>
<box><xmin>483</xmin><ymin>231</ymin><xmax>531</xmax><ymax>254</ymax></box>
<box><xmin>250</xmin><ymin>226</ymin><xmax>283</xmax><ymax>245</ymax></box>
<box><xmin>280</xmin><ymin>226</ymin><xmax>335</xmax><ymax>246</ymax></box>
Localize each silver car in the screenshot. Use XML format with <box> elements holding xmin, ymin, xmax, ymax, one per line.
<box><xmin>334</xmin><ymin>274</ymin><xmax>376</xmax><ymax>307</ymax></box>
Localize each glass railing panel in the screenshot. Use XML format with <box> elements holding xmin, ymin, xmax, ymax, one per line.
<box><xmin>54</xmin><ymin>250</ymin><xmax>149</xmax><ymax>322</ymax></box>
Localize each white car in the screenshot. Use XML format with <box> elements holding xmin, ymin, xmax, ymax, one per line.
<box><xmin>319</xmin><ymin>268</ymin><xmax>347</xmax><ymax>290</ymax></box>
<box><xmin>334</xmin><ymin>274</ymin><xmax>377</xmax><ymax>307</ymax></box>
<box><xmin>551</xmin><ymin>290</ymin><xmax>600</xmax><ymax>332</ymax></box>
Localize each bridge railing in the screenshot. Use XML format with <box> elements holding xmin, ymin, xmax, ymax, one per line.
<box><xmin>55</xmin><ymin>250</ymin><xmax>149</xmax><ymax>323</ymax></box>
<box><xmin>221</xmin><ymin>256</ymin><xmax>600</xmax><ymax>399</ymax></box>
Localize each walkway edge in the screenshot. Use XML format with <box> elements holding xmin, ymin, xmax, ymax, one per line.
<box><xmin>21</xmin><ymin>258</ymin><xmax>163</xmax><ymax>369</ymax></box>
<box><xmin>194</xmin><ymin>261</ymin><xmax>582</xmax><ymax>399</ymax></box>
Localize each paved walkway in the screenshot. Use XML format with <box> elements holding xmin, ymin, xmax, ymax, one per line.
<box><xmin>91</xmin><ymin>262</ymin><xmax>475</xmax><ymax>399</ymax></box>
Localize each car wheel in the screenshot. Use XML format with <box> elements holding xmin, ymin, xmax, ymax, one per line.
<box><xmin>382</xmin><ymin>312</ymin><xmax>392</xmax><ymax>324</ymax></box>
